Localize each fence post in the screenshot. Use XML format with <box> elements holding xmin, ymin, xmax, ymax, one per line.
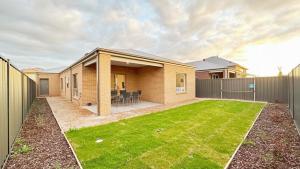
<box><xmin>253</xmin><ymin>77</ymin><xmax>256</xmax><ymax>101</ymax></box>
<box><xmin>70</xmin><ymin>68</ymin><xmax>72</xmax><ymax>101</ymax></box>
<box><xmin>21</xmin><ymin>74</ymin><xmax>24</xmax><ymax>123</ymax></box>
<box><xmin>220</xmin><ymin>79</ymin><xmax>223</xmax><ymax>99</ymax></box>
<box><xmin>292</xmin><ymin>70</ymin><xmax>295</xmax><ymax>118</ymax></box>
<box><xmin>6</xmin><ymin>59</ymin><xmax>10</xmax><ymax>153</ymax></box>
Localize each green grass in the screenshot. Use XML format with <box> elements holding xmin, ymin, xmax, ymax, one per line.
<box><xmin>66</xmin><ymin>100</ymin><xmax>265</xmax><ymax>169</ymax></box>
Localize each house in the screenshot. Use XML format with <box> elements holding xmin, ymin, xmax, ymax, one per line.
<box><xmin>23</xmin><ymin>67</ymin><xmax>63</xmax><ymax>97</ymax></box>
<box><xmin>186</xmin><ymin>56</ymin><xmax>247</xmax><ymax>79</ymax></box>
<box><xmin>24</xmin><ymin>48</ymin><xmax>195</xmax><ymax>116</ymax></box>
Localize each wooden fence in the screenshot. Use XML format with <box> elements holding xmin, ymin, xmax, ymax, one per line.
<box><xmin>196</xmin><ymin>76</ymin><xmax>288</xmax><ymax>103</ymax></box>
<box><xmin>0</xmin><ymin>57</ymin><xmax>36</xmax><ymax>167</ymax></box>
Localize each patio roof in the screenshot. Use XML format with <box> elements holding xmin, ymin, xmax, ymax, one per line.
<box><xmin>60</xmin><ymin>47</ymin><xmax>194</xmax><ymax>73</ymax></box>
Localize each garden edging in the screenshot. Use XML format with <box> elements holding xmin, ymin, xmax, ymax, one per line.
<box><xmin>46</xmin><ymin>98</ymin><xmax>83</xmax><ymax>169</ymax></box>
<box><xmin>224</xmin><ymin>102</ymin><xmax>267</xmax><ymax>169</ymax></box>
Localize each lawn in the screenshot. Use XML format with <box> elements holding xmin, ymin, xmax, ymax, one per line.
<box><xmin>66</xmin><ymin>100</ymin><xmax>265</xmax><ymax>169</ymax></box>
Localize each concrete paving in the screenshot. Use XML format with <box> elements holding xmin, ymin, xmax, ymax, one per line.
<box><xmin>47</xmin><ymin>97</ymin><xmax>201</xmax><ymax>132</ymax></box>
<box><xmin>82</xmin><ymin>101</ymin><xmax>162</xmax><ymax>114</ymax></box>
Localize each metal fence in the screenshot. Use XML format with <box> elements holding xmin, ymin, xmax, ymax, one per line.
<box><xmin>0</xmin><ymin>57</ymin><xmax>36</xmax><ymax>168</ymax></box>
<box><xmin>288</xmin><ymin>64</ymin><xmax>300</xmax><ymax>130</ymax></box>
<box><xmin>196</xmin><ymin>76</ymin><xmax>288</xmax><ymax>103</ymax></box>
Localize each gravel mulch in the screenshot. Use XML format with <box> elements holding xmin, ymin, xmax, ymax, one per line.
<box><xmin>4</xmin><ymin>98</ymin><xmax>80</xmax><ymax>169</ymax></box>
<box><xmin>229</xmin><ymin>103</ymin><xmax>300</xmax><ymax>169</ymax></box>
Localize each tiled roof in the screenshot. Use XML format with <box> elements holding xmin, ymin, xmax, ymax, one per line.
<box><xmin>186</xmin><ymin>56</ymin><xmax>242</xmax><ymax>71</ymax></box>
<box><xmin>103</xmin><ymin>48</ymin><xmax>189</xmax><ymax>66</ymax></box>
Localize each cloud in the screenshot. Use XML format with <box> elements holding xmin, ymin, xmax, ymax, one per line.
<box><xmin>0</xmin><ymin>0</ymin><xmax>300</xmax><ymax>75</ymax></box>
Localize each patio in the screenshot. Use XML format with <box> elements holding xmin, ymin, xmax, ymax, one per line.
<box><xmin>80</xmin><ymin>57</ymin><xmax>166</xmax><ymax>116</ymax></box>
<box><xmin>82</xmin><ymin>101</ymin><xmax>161</xmax><ymax>114</ymax></box>
<box><xmin>46</xmin><ymin>97</ymin><xmax>200</xmax><ymax>131</ymax></box>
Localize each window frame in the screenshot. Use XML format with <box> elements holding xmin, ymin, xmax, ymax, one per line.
<box><xmin>60</xmin><ymin>78</ymin><xmax>64</xmax><ymax>90</ymax></box>
<box><xmin>72</xmin><ymin>73</ymin><xmax>78</xmax><ymax>97</ymax></box>
<box><xmin>111</xmin><ymin>73</ymin><xmax>126</xmax><ymax>91</ymax></box>
<box><xmin>212</xmin><ymin>74</ymin><xmax>219</xmax><ymax>79</ymax></box>
<box><xmin>176</xmin><ymin>73</ymin><xmax>187</xmax><ymax>94</ymax></box>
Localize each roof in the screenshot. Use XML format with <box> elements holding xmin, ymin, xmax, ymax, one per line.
<box><xmin>186</xmin><ymin>56</ymin><xmax>246</xmax><ymax>71</ymax></box>
<box><xmin>61</xmin><ymin>47</ymin><xmax>193</xmax><ymax>73</ymax></box>
<box><xmin>43</xmin><ymin>66</ymin><xmax>66</xmax><ymax>73</ymax></box>
<box><xmin>107</xmin><ymin>48</ymin><xmax>185</xmax><ymax>65</ymax></box>
<box><xmin>22</xmin><ymin>67</ymin><xmax>43</xmax><ymax>73</ymax></box>
<box><xmin>23</xmin><ymin>66</ymin><xmax>65</xmax><ymax>74</ymax></box>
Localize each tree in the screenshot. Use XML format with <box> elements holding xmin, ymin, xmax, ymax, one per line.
<box><xmin>278</xmin><ymin>66</ymin><xmax>283</xmax><ymax>77</ymax></box>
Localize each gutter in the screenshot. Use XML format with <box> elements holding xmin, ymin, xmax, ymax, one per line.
<box><xmin>59</xmin><ymin>47</ymin><xmax>195</xmax><ymax>74</ymax></box>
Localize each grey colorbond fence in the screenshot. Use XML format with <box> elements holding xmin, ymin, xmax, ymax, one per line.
<box><xmin>196</xmin><ymin>76</ymin><xmax>288</xmax><ymax>103</ymax></box>
<box><xmin>0</xmin><ymin>57</ymin><xmax>36</xmax><ymax>168</ymax></box>
<box><xmin>288</xmin><ymin>64</ymin><xmax>300</xmax><ymax>131</ymax></box>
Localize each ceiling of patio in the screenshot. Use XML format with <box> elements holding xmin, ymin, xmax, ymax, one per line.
<box><xmin>111</xmin><ymin>60</ymin><xmax>148</xmax><ymax>67</ymax></box>
<box><xmin>83</xmin><ymin>56</ymin><xmax>164</xmax><ymax>68</ymax></box>
<box><xmin>111</xmin><ymin>56</ymin><xmax>163</xmax><ymax>68</ymax></box>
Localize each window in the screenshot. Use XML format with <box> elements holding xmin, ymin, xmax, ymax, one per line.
<box><xmin>73</xmin><ymin>74</ymin><xmax>78</xmax><ymax>97</ymax></box>
<box><xmin>60</xmin><ymin>78</ymin><xmax>63</xmax><ymax>90</ymax></box>
<box><xmin>176</xmin><ymin>73</ymin><xmax>186</xmax><ymax>93</ymax></box>
<box><xmin>66</xmin><ymin>77</ymin><xmax>69</xmax><ymax>88</ymax></box>
<box><xmin>73</xmin><ymin>74</ymin><xmax>78</xmax><ymax>88</ymax></box>
<box><xmin>111</xmin><ymin>74</ymin><xmax>126</xmax><ymax>90</ymax></box>
<box><xmin>229</xmin><ymin>72</ymin><xmax>236</xmax><ymax>78</ymax></box>
<box><xmin>212</xmin><ymin>74</ymin><xmax>219</xmax><ymax>79</ymax></box>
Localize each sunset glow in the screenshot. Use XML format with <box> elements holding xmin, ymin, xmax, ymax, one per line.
<box><xmin>236</xmin><ymin>37</ymin><xmax>300</xmax><ymax>76</ymax></box>
<box><xmin>0</xmin><ymin>0</ymin><xmax>300</xmax><ymax>76</ymax></box>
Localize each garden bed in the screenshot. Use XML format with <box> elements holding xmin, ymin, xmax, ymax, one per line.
<box><xmin>4</xmin><ymin>98</ymin><xmax>79</xmax><ymax>169</ymax></box>
<box><xmin>229</xmin><ymin>103</ymin><xmax>300</xmax><ymax>168</ymax></box>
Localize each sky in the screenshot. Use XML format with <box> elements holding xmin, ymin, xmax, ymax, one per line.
<box><xmin>0</xmin><ymin>0</ymin><xmax>300</xmax><ymax>76</ymax></box>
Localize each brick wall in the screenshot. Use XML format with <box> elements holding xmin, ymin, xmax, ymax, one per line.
<box><xmin>111</xmin><ymin>65</ymin><xmax>138</xmax><ymax>92</ymax></box>
<box><xmin>71</xmin><ymin>64</ymin><xmax>83</xmax><ymax>105</ymax></box>
<box><xmin>164</xmin><ymin>64</ymin><xmax>195</xmax><ymax>104</ymax></box>
<box><xmin>137</xmin><ymin>66</ymin><xmax>164</xmax><ymax>103</ymax></box>
<box><xmin>60</xmin><ymin>70</ymin><xmax>71</xmax><ymax>100</ymax></box>
<box><xmin>37</xmin><ymin>73</ymin><xmax>60</xmax><ymax>97</ymax></box>
<box><xmin>195</xmin><ymin>71</ymin><xmax>211</xmax><ymax>79</ymax></box>
<box><xmin>82</xmin><ymin>63</ymin><xmax>97</xmax><ymax>105</ymax></box>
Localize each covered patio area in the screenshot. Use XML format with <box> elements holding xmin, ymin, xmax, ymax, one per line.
<box><xmin>80</xmin><ymin>51</ymin><xmax>165</xmax><ymax>116</ymax></box>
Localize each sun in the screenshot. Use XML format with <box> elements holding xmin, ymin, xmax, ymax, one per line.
<box><xmin>239</xmin><ymin>37</ymin><xmax>300</xmax><ymax>76</ymax></box>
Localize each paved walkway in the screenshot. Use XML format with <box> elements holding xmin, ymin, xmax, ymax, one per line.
<box><xmin>47</xmin><ymin>97</ymin><xmax>202</xmax><ymax>132</ymax></box>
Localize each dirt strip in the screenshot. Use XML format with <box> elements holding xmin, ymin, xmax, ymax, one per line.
<box><xmin>4</xmin><ymin>98</ymin><xmax>79</xmax><ymax>169</ymax></box>
<box><xmin>229</xmin><ymin>103</ymin><xmax>300</xmax><ymax>169</ymax></box>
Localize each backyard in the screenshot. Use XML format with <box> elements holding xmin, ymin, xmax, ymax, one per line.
<box><xmin>66</xmin><ymin>100</ymin><xmax>265</xmax><ymax>169</ymax></box>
